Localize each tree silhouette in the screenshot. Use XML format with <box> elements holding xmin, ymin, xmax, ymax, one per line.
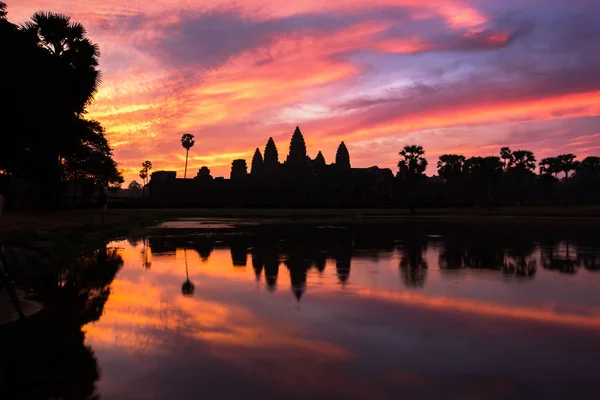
<box><xmin>141</xmin><ymin>160</ymin><xmax>152</xmax><ymax>184</ymax></box>
<box><xmin>510</xmin><ymin>150</ymin><xmax>536</xmax><ymax>171</ymax></box>
<box><xmin>23</xmin><ymin>11</ymin><xmax>101</xmax><ymax>114</ymax></box>
<box><xmin>397</xmin><ymin>145</ymin><xmax>428</xmax><ymax>180</ymax></box>
<box><xmin>139</xmin><ymin>169</ymin><xmax>147</xmax><ymax>187</ymax></box>
<box><xmin>399</xmin><ymin>237</ymin><xmax>428</xmax><ymax>288</ymax></box>
<box><xmin>437</xmin><ymin>154</ymin><xmax>466</xmax><ymax>182</ymax></box>
<box><xmin>181</xmin><ymin>133</ymin><xmax>195</xmax><ymax>179</ymax></box>
<box><xmin>539</xmin><ymin>157</ymin><xmax>561</xmax><ymax>178</ymax></box>
<box><xmin>286</xmin><ymin>126</ymin><xmax>307</xmax><ymax>165</ymax></box>
<box><xmin>128</xmin><ymin>180</ymin><xmax>141</xmax><ymax>191</ymax></box>
<box><xmin>464</xmin><ymin>156</ymin><xmax>503</xmax><ymax>200</ymax></box>
<box><xmin>0</xmin><ymin>5</ymin><xmax>123</xmax><ymax>205</ymax></box>
<box><xmin>264</xmin><ymin>137</ymin><xmax>279</xmax><ymax>168</ymax></box>
<box><xmin>128</xmin><ymin>180</ymin><xmax>142</xmax><ymax>197</ymax></box>
<box><xmin>579</xmin><ymin>156</ymin><xmax>600</xmax><ymax>176</ymax></box>
<box><xmin>251</xmin><ymin>148</ymin><xmax>263</xmax><ymax>175</ymax></box>
<box><xmin>557</xmin><ymin>154</ymin><xmax>577</xmax><ymax>180</ymax></box>
<box><xmin>500</xmin><ymin>147</ymin><xmax>513</xmax><ymax>171</ymax></box>
<box><xmin>335</xmin><ymin>142</ymin><xmax>351</xmax><ymax>170</ymax></box>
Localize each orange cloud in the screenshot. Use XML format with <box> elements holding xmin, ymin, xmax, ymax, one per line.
<box><xmin>10</xmin><ymin>0</ymin><xmax>600</xmax><ymax>182</ymax></box>
<box><xmin>355</xmin><ymin>289</ymin><xmax>600</xmax><ymax>329</ymax></box>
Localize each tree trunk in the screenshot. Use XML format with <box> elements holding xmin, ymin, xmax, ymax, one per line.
<box><xmin>184</xmin><ymin>149</ymin><xmax>189</xmax><ymax>179</ymax></box>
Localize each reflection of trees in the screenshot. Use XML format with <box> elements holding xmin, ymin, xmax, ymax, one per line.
<box><xmin>503</xmin><ymin>240</ymin><xmax>537</xmax><ymax>278</ymax></box>
<box><xmin>65</xmin><ymin>247</ymin><xmax>124</xmax><ymax>325</ymax></box>
<box><xmin>1</xmin><ymin>323</ymin><xmax>100</xmax><ymax>399</ymax></box>
<box><xmin>541</xmin><ymin>240</ymin><xmax>577</xmax><ymax>274</ymax></box>
<box><xmin>578</xmin><ymin>250</ymin><xmax>600</xmax><ymax>271</ymax></box>
<box><xmin>0</xmin><ymin>245</ymin><xmax>123</xmax><ymax>399</ymax></box>
<box><xmin>141</xmin><ymin>237</ymin><xmax>151</xmax><ymax>269</ymax></box>
<box><xmin>438</xmin><ymin>237</ymin><xmax>466</xmax><ymax>270</ymax></box>
<box><xmin>398</xmin><ymin>228</ymin><xmax>428</xmax><ymax>289</ymax></box>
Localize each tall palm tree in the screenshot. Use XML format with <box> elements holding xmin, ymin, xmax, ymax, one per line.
<box><xmin>539</xmin><ymin>157</ymin><xmax>561</xmax><ymax>178</ymax></box>
<box><xmin>557</xmin><ymin>154</ymin><xmax>577</xmax><ymax>180</ymax></box>
<box><xmin>510</xmin><ymin>150</ymin><xmax>536</xmax><ymax>171</ymax></box>
<box><xmin>141</xmin><ymin>160</ymin><xmax>152</xmax><ymax>184</ymax></box>
<box><xmin>181</xmin><ymin>133</ymin><xmax>195</xmax><ymax>178</ymax></box>
<box><xmin>398</xmin><ymin>145</ymin><xmax>428</xmax><ymax>179</ymax></box>
<box><xmin>139</xmin><ymin>169</ymin><xmax>147</xmax><ymax>197</ymax></box>
<box><xmin>23</xmin><ymin>11</ymin><xmax>101</xmax><ymax>114</ymax></box>
<box><xmin>500</xmin><ymin>147</ymin><xmax>513</xmax><ymax>171</ymax></box>
<box><xmin>437</xmin><ymin>154</ymin><xmax>465</xmax><ymax>182</ymax></box>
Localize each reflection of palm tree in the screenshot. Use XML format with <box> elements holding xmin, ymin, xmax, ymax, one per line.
<box><xmin>398</xmin><ymin>234</ymin><xmax>428</xmax><ymax>288</ymax></box>
<box><xmin>503</xmin><ymin>255</ymin><xmax>537</xmax><ymax>277</ymax></box>
<box><xmin>541</xmin><ymin>240</ymin><xmax>577</xmax><ymax>274</ymax></box>
<box><xmin>181</xmin><ymin>249</ymin><xmax>195</xmax><ymax>297</ymax></box>
<box><xmin>578</xmin><ymin>250</ymin><xmax>600</xmax><ymax>271</ymax></box>
<box><xmin>503</xmin><ymin>240</ymin><xmax>537</xmax><ymax>278</ymax></box>
<box><xmin>140</xmin><ymin>237</ymin><xmax>151</xmax><ymax>269</ymax></box>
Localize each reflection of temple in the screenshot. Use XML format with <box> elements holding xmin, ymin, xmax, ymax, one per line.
<box><xmin>145</xmin><ymin>222</ymin><xmax>600</xmax><ymax>301</ymax></box>
<box><xmin>148</xmin><ymin>126</ymin><xmax>394</xmax><ymax>206</ymax></box>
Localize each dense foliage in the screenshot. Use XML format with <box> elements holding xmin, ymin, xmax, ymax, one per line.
<box><xmin>0</xmin><ymin>3</ymin><xmax>122</xmax><ymax>205</ymax></box>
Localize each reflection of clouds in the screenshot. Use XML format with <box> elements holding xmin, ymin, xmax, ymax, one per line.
<box><xmin>85</xmin><ymin>244</ymin><xmax>349</xmax><ymax>361</ymax></box>
<box><xmin>355</xmin><ymin>289</ymin><xmax>600</xmax><ymax>329</ymax></box>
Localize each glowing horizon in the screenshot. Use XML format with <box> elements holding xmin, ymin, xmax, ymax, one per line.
<box><xmin>9</xmin><ymin>0</ymin><xmax>600</xmax><ymax>183</ymax></box>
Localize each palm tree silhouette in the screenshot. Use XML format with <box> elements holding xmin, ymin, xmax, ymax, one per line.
<box><xmin>24</xmin><ymin>11</ymin><xmax>101</xmax><ymax>114</ymax></box>
<box><xmin>181</xmin><ymin>133</ymin><xmax>195</xmax><ymax>178</ymax></box>
<box><xmin>398</xmin><ymin>145</ymin><xmax>428</xmax><ymax>178</ymax></box>
<box><xmin>181</xmin><ymin>249</ymin><xmax>195</xmax><ymax>296</ymax></box>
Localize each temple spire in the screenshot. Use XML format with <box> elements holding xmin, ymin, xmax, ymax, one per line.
<box><xmin>335</xmin><ymin>141</ymin><xmax>350</xmax><ymax>169</ymax></box>
<box><xmin>251</xmin><ymin>147</ymin><xmax>263</xmax><ymax>175</ymax></box>
<box><xmin>264</xmin><ymin>137</ymin><xmax>279</xmax><ymax>168</ymax></box>
<box><xmin>286</xmin><ymin>126</ymin><xmax>307</xmax><ymax>165</ymax></box>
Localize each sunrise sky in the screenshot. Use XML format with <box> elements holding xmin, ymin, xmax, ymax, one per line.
<box><xmin>9</xmin><ymin>0</ymin><xmax>600</xmax><ymax>182</ymax></box>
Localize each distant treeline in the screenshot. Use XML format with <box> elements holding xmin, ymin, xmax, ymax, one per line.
<box><xmin>145</xmin><ymin>127</ymin><xmax>600</xmax><ymax>208</ymax></box>
<box><xmin>0</xmin><ymin>3</ymin><xmax>122</xmax><ymax>208</ymax></box>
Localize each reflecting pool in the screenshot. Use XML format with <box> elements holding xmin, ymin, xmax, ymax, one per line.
<box><xmin>5</xmin><ymin>220</ymin><xmax>600</xmax><ymax>399</ymax></box>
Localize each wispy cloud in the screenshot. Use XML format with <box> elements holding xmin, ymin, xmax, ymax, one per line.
<box><xmin>10</xmin><ymin>0</ymin><xmax>600</xmax><ymax>180</ymax></box>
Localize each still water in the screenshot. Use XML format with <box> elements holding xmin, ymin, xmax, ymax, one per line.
<box><xmin>8</xmin><ymin>220</ymin><xmax>600</xmax><ymax>399</ymax></box>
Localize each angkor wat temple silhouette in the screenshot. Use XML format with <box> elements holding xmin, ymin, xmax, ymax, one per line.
<box><xmin>149</xmin><ymin>126</ymin><xmax>395</xmax><ymax>206</ymax></box>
